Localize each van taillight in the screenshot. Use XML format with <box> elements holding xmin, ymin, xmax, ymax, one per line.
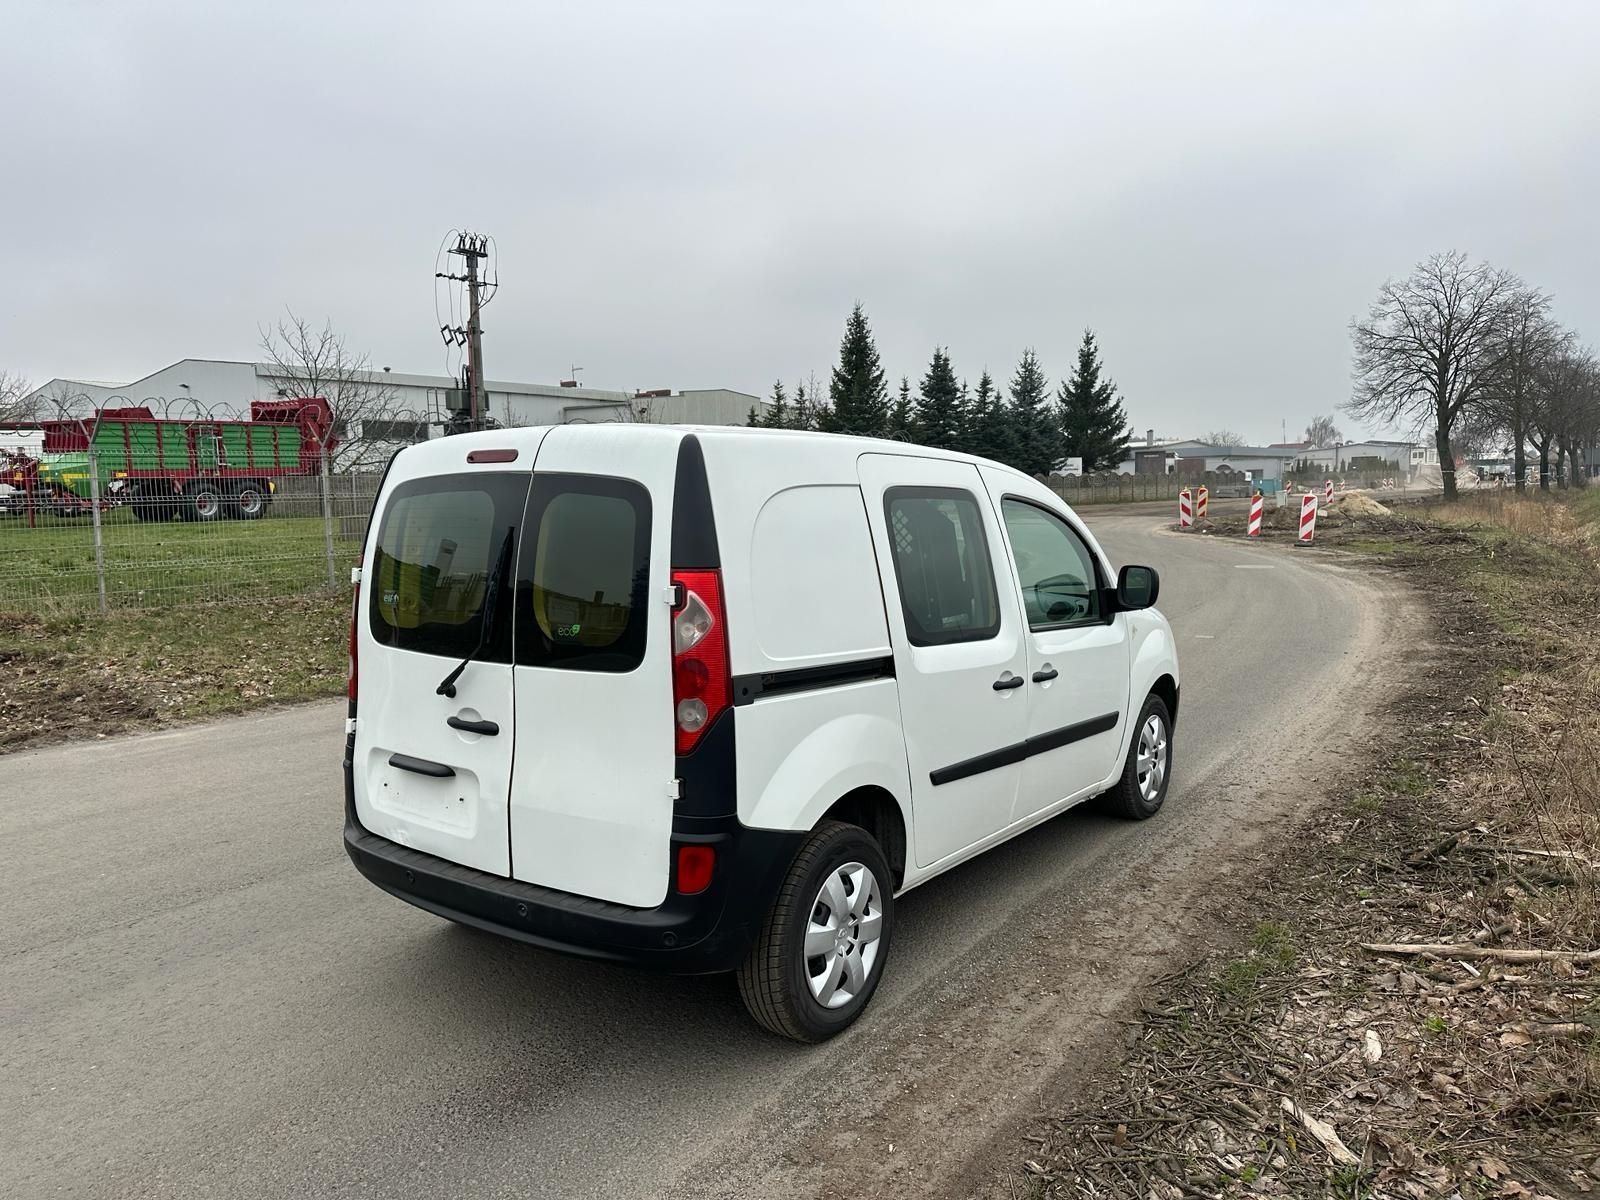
<box><xmin>347</xmin><ymin>574</ymin><xmax>360</xmax><ymax>704</ymax></box>
<box><xmin>670</xmin><ymin>569</ymin><xmax>729</xmax><ymax>755</ymax></box>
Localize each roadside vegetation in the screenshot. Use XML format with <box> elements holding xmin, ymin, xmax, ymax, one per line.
<box><xmin>997</xmin><ymin>491</ymin><xmax>1600</xmax><ymax>1198</ymax></box>
<box><xmin>0</xmin><ymin>593</ymin><xmax>347</xmax><ymax>751</ymax></box>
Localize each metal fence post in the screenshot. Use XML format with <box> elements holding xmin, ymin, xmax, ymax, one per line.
<box><xmin>85</xmin><ymin>442</ymin><xmax>109</xmax><ymax>613</ymax></box>
<box><xmin>319</xmin><ymin>450</ymin><xmax>337</xmax><ymax>589</ymax></box>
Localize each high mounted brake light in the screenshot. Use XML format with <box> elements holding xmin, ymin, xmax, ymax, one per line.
<box><xmin>670</xmin><ymin>569</ymin><xmax>729</xmax><ymax>755</ymax></box>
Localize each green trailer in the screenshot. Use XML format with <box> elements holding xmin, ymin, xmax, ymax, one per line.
<box><xmin>34</xmin><ymin>398</ymin><xmax>338</xmax><ymax>522</ymax></box>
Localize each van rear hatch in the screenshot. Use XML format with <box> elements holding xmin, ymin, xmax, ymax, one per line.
<box><xmin>352</xmin><ymin>427</ymin><xmax>679</xmax><ymax>909</ymax></box>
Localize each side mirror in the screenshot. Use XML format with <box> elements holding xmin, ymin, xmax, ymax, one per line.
<box><xmin>1116</xmin><ymin>564</ymin><xmax>1159</xmax><ymax>610</ymax></box>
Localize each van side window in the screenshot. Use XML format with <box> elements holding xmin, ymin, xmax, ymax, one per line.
<box><xmin>369</xmin><ymin>473</ymin><xmax>530</xmax><ymax>660</ymax></box>
<box><xmin>1000</xmin><ymin>499</ymin><xmax>1103</xmax><ymax>628</ymax></box>
<box><xmin>884</xmin><ymin>487</ymin><xmax>1001</xmax><ymax>646</ymax></box>
<box><xmin>515</xmin><ymin>474</ymin><xmax>651</xmax><ymax>673</ymax></box>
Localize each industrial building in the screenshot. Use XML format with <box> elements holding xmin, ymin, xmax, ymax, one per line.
<box><xmin>22</xmin><ymin>359</ymin><xmax>763</xmax><ymax>441</ymax></box>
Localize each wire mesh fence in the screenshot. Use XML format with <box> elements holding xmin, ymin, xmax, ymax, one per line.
<box><xmin>0</xmin><ymin>470</ymin><xmax>381</xmax><ymax>614</ymax></box>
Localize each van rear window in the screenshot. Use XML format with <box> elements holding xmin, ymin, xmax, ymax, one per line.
<box><xmin>369</xmin><ymin>473</ymin><xmax>530</xmax><ymax>660</ymax></box>
<box><xmin>515</xmin><ymin>475</ymin><xmax>651</xmax><ymax>673</ymax></box>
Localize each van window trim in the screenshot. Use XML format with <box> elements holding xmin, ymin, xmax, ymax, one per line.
<box><xmin>997</xmin><ymin>494</ymin><xmax>1114</xmax><ymax>632</ymax></box>
<box><xmin>881</xmin><ymin>484</ymin><xmax>1005</xmax><ymax>648</ymax></box>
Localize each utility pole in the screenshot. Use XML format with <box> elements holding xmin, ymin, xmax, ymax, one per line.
<box><xmin>437</xmin><ymin>231</ymin><xmax>491</xmax><ymax>431</ymax></box>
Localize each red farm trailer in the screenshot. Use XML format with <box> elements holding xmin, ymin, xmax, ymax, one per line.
<box><xmin>23</xmin><ymin>398</ymin><xmax>339</xmax><ymax>523</ymax></box>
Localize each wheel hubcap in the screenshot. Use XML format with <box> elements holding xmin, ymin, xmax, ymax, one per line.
<box><xmin>804</xmin><ymin>861</ymin><xmax>883</xmax><ymax>1009</ymax></box>
<box><xmin>1136</xmin><ymin>714</ymin><xmax>1168</xmax><ymax>802</ymax></box>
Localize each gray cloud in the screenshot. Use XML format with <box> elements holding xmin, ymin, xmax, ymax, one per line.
<box><xmin>4</xmin><ymin>0</ymin><xmax>1596</xmax><ymax>440</ymax></box>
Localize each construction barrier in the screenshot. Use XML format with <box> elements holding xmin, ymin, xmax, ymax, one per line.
<box><xmin>1298</xmin><ymin>493</ymin><xmax>1318</xmax><ymax>544</ymax></box>
<box><xmin>1248</xmin><ymin>492</ymin><xmax>1263</xmax><ymax>537</ymax></box>
<box><xmin>1196</xmin><ymin>484</ymin><xmax>1209</xmax><ymax>520</ymax></box>
<box><xmin>1324</xmin><ymin>479</ymin><xmax>1334</xmax><ymax>504</ymax></box>
<box><xmin>1178</xmin><ymin>488</ymin><xmax>1193</xmax><ymax>528</ymax></box>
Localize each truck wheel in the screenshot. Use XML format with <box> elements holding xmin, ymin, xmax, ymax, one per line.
<box><xmin>1102</xmin><ymin>693</ymin><xmax>1173</xmax><ymax>820</ymax></box>
<box><xmin>229</xmin><ymin>483</ymin><xmax>268</xmax><ymax>520</ymax></box>
<box><xmin>737</xmin><ymin>820</ymin><xmax>894</xmax><ymax>1043</ymax></box>
<box><xmin>187</xmin><ymin>485</ymin><xmax>224</xmax><ymax>522</ymax></box>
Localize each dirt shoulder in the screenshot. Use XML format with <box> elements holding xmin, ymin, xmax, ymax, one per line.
<box><xmin>0</xmin><ymin>594</ymin><xmax>347</xmax><ymax>753</ymax></box>
<box><xmin>973</xmin><ymin>491</ymin><xmax>1600</xmax><ymax>1199</ymax></box>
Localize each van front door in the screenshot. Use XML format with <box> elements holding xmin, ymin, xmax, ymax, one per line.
<box><xmin>857</xmin><ymin>454</ymin><xmax>1030</xmax><ymax>868</ymax></box>
<box><xmin>982</xmin><ymin>473</ymin><xmax>1129</xmax><ymax>823</ymax></box>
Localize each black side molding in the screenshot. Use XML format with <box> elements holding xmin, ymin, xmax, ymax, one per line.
<box><xmin>389</xmin><ymin>753</ymin><xmax>455</xmax><ymax>778</ymax></box>
<box><xmin>930</xmin><ymin>712</ymin><xmax>1120</xmax><ymax>786</ymax></box>
<box><xmin>732</xmin><ymin>655</ymin><xmax>896</xmax><ymax>706</ymax></box>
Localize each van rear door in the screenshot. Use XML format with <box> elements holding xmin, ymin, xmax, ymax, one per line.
<box><xmin>507</xmin><ymin>428</ymin><xmax>676</xmax><ymax>909</ymax></box>
<box><xmin>354</xmin><ymin>451</ymin><xmax>539</xmax><ymax>877</ymax></box>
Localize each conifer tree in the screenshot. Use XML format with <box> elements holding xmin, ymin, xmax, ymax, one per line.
<box><xmin>914</xmin><ymin>347</ymin><xmax>964</xmax><ymax>450</ymax></box>
<box><xmin>962</xmin><ymin>368</ymin><xmax>1013</xmax><ymax>463</ymax></box>
<box><xmin>1057</xmin><ymin>330</ymin><xmax>1132</xmax><ymax>470</ymax></box>
<box><xmin>887</xmin><ymin>376</ymin><xmax>914</xmax><ymax>441</ymax></box>
<box><xmin>821</xmin><ymin>303</ymin><xmax>889</xmax><ymax>435</ymax></box>
<box><xmin>1007</xmin><ymin>348</ymin><xmax>1059</xmax><ymax>476</ymax></box>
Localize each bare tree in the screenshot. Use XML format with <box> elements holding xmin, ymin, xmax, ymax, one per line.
<box><xmin>1531</xmin><ymin>346</ymin><xmax>1598</xmax><ymax>489</ymax></box>
<box><xmin>1303</xmin><ymin>415</ymin><xmax>1341</xmax><ymax>447</ymax></box>
<box><xmin>257</xmin><ymin>312</ymin><xmax>406</xmax><ymax>472</ymax></box>
<box><xmin>1478</xmin><ymin>287</ymin><xmax>1563</xmax><ymax>491</ymax></box>
<box><xmin>1347</xmin><ymin>251</ymin><xmax>1519</xmax><ymax>500</ymax></box>
<box><xmin>0</xmin><ymin>371</ymin><xmax>36</xmax><ymax>423</ymax></box>
<box><xmin>1203</xmin><ymin>429</ymin><xmax>1248</xmax><ymax>447</ymax></box>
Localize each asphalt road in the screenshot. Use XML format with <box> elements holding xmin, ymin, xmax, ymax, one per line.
<box><xmin>1</xmin><ymin>506</ymin><xmax>1406</xmax><ymax>1199</ymax></box>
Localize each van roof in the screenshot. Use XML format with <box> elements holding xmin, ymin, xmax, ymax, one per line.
<box><xmin>418</xmin><ymin>423</ymin><xmax>1033</xmax><ymax>482</ymax></box>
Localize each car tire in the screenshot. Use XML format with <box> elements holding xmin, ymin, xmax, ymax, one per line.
<box><xmin>1102</xmin><ymin>692</ymin><xmax>1173</xmax><ymax>820</ymax></box>
<box><xmin>737</xmin><ymin>820</ymin><xmax>894</xmax><ymax>1043</ymax></box>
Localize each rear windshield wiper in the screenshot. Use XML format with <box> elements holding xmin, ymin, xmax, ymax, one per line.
<box><xmin>437</xmin><ymin>529</ymin><xmax>514</xmax><ymax>698</ymax></box>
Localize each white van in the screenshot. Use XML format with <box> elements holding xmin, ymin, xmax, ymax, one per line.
<box><xmin>343</xmin><ymin>426</ymin><xmax>1179</xmax><ymax>1041</ymax></box>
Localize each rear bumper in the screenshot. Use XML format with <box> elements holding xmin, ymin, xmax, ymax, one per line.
<box><xmin>343</xmin><ymin>751</ymin><xmax>803</xmax><ymax>974</ymax></box>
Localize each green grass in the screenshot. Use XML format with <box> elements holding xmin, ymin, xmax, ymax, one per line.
<box><xmin>0</xmin><ymin>509</ymin><xmax>362</xmax><ymax>612</ymax></box>
<box><xmin>1215</xmin><ymin>922</ymin><xmax>1298</xmax><ymax>1001</ymax></box>
<box><xmin>1345</xmin><ymin>537</ymin><xmax>1404</xmax><ymax>555</ymax></box>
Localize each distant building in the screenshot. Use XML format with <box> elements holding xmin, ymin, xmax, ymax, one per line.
<box><xmin>1116</xmin><ymin>441</ymin><xmax>1298</xmax><ymax>479</ymax></box>
<box><xmin>22</xmin><ymin>360</ymin><xmax>762</xmax><ymax>458</ymax></box>
<box><xmin>1293</xmin><ymin>439</ymin><xmax>1431</xmax><ymax>472</ymax></box>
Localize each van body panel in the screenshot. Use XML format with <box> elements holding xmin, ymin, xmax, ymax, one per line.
<box><xmin>734</xmin><ymin>684</ymin><xmax>910</xmax><ymax>834</ymax></box>
<box><xmin>697</xmin><ymin>434</ymin><xmax>871</xmax><ymax>679</ymax></box>
<box><xmin>507</xmin><ymin>424</ymin><xmax>680</xmax><ymax>909</ymax></box>
<box><xmin>747</xmin><ymin>484</ymin><xmax>890</xmax><ymax>664</ymax></box>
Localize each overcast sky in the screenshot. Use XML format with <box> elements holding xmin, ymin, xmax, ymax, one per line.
<box><xmin>3</xmin><ymin>1</ymin><xmax>1596</xmax><ymax>442</ymax></box>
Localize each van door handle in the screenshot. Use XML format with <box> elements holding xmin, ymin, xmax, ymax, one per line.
<box><xmin>992</xmin><ymin>674</ymin><xmax>1025</xmax><ymax>691</ymax></box>
<box><xmin>389</xmin><ymin>752</ymin><xmax>455</xmax><ymax>778</ymax></box>
<box><xmin>446</xmin><ymin>715</ymin><xmax>500</xmax><ymax>736</ymax></box>
<box><xmin>1032</xmin><ymin>665</ymin><xmax>1059</xmax><ymax>683</ymax></box>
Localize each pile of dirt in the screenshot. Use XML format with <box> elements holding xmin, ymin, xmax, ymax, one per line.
<box><xmin>1331</xmin><ymin>492</ymin><xmax>1392</xmax><ymax>517</ymax></box>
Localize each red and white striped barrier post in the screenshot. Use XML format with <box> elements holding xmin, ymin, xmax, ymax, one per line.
<box><xmin>1247</xmin><ymin>491</ymin><xmax>1263</xmax><ymax>537</ymax></box>
<box><xmin>1196</xmin><ymin>484</ymin><xmax>1209</xmax><ymax>520</ymax></box>
<box><xmin>1178</xmin><ymin>487</ymin><xmax>1193</xmax><ymax>528</ymax></box>
<box><xmin>1298</xmin><ymin>492</ymin><xmax>1318</xmax><ymax>545</ymax></box>
<box><xmin>1324</xmin><ymin>479</ymin><xmax>1334</xmax><ymax>504</ymax></box>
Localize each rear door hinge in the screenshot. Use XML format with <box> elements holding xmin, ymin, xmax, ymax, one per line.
<box><xmin>345</xmin><ymin>717</ymin><xmax>358</xmax><ymax>735</ymax></box>
<box><xmin>668</xmin><ymin>778</ymin><xmax>681</xmax><ymax>800</ymax></box>
<box><xmin>350</xmin><ymin>566</ymin><xmax>363</xmax><ymax>585</ymax></box>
